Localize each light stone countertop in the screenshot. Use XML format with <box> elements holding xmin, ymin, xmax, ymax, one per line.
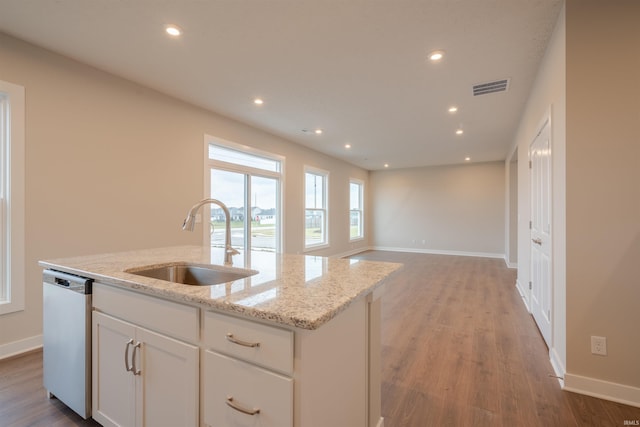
<box><xmin>39</xmin><ymin>246</ymin><xmax>403</xmax><ymax>330</ymax></box>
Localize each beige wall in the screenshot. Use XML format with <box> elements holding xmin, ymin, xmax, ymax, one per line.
<box><xmin>0</xmin><ymin>33</ymin><xmax>369</xmax><ymax>351</ymax></box>
<box><xmin>513</xmin><ymin>0</ymin><xmax>640</xmax><ymax>402</ymax></box>
<box><xmin>370</xmin><ymin>161</ymin><xmax>505</xmax><ymax>256</ymax></box>
<box><xmin>510</xmin><ymin>3</ymin><xmax>567</xmax><ymax>374</ymax></box>
<box><xmin>565</xmin><ymin>0</ymin><xmax>640</xmax><ymax>390</ymax></box>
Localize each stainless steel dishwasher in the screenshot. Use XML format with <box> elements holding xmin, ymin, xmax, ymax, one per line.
<box><xmin>43</xmin><ymin>269</ymin><xmax>93</xmax><ymax>419</ymax></box>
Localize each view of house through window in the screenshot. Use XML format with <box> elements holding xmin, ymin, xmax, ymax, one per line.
<box><xmin>350</xmin><ymin>180</ymin><xmax>364</xmax><ymax>240</ymax></box>
<box><xmin>207</xmin><ymin>140</ymin><xmax>282</xmax><ymax>253</ymax></box>
<box><xmin>305</xmin><ymin>168</ymin><xmax>328</xmax><ymax>248</ymax></box>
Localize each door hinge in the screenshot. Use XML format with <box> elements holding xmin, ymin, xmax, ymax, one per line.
<box><xmin>529</xmin><ymin>221</ymin><xmax>532</xmax><ymax>230</ymax></box>
<box><xmin>529</xmin><ymin>160</ymin><xmax>532</xmax><ymax>169</ymax></box>
<box><xmin>529</xmin><ymin>281</ymin><xmax>532</xmax><ymax>290</ymax></box>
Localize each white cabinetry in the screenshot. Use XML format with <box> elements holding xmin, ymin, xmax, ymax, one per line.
<box><xmin>202</xmin><ymin>288</ymin><xmax>383</xmax><ymax>427</ymax></box>
<box><xmin>203</xmin><ymin>311</ymin><xmax>294</xmax><ymax>427</ymax></box>
<box><xmin>92</xmin><ymin>284</ymin><xmax>199</xmax><ymax>427</ymax></box>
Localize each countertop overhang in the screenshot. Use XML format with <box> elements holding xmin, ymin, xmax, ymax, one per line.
<box><xmin>40</xmin><ymin>246</ymin><xmax>403</xmax><ymax>330</ymax></box>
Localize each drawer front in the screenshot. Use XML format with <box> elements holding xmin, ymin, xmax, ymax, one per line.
<box><xmin>93</xmin><ymin>282</ymin><xmax>198</xmax><ymax>343</ymax></box>
<box><xmin>204</xmin><ymin>351</ymin><xmax>293</xmax><ymax>427</ymax></box>
<box><xmin>203</xmin><ymin>311</ymin><xmax>293</xmax><ymax>375</ymax></box>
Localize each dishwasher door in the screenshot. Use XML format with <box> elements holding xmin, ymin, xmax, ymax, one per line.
<box><xmin>43</xmin><ymin>269</ymin><xmax>92</xmax><ymax>419</ymax></box>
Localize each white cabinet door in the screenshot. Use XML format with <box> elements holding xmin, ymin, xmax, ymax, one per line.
<box><xmin>92</xmin><ymin>312</ymin><xmax>136</xmax><ymax>427</ymax></box>
<box><xmin>93</xmin><ymin>312</ymin><xmax>199</xmax><ymax>427</ymax></box>
<box><xmin>136</xmin><ymin>327</ymin><xmax>199</xmax><ymax>427</ymax></box>
<box><xmin>203</xmin><ymin>350</ymin><xmax>293</xmax><ymax>427</ymax></box>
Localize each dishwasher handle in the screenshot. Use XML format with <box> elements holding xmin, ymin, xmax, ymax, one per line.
<box><xmin>43</xmin><ymin>269</ymin><xmax>93</xmax><ymax>294</ymax></box>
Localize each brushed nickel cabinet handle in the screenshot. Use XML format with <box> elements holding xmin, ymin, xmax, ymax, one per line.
<box><xmin>532</xmin><ymin>238</ymin><xmax>542</xmax><ymax>245</ymax></box>
<box><xmin>131</xmin><ymin>341</ymin><xmax>142</xmax><ymax>376</ymax></box>
<box><xmin>226</xmin><ymin>333</ymin><xmax>260</xmax><ymax>348</ymax></box>
<box><xmin>226</xmin><ymin>396</ymin><xmax>260</xmax><ymax>416</ymax></box>
<box><xmin>124</xmin><ymin>339</ymin><xmax>134</xmax><ymax>372</ymax></box>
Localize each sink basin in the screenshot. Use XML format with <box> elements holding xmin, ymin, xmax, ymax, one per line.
<box><xmin>126</xmin><ymin>263</ymin><xmax>257</xmax><ymax>286</ymax></box>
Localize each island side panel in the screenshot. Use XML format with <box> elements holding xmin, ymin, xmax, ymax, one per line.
<box><xmin>294</xmin><ymin>296</ymin><xmax>369</xmax><ymax>427</ymax></box>
<box><xmin>368</xmin><ymin>285</ymin><xmax>385</xmax><ymax>427</ymax></box>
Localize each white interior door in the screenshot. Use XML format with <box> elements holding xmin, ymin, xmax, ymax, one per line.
<box><xmin>530</xmin><ymin>118</ymin><xmax>552</xmax><ymax>347</ymax></box>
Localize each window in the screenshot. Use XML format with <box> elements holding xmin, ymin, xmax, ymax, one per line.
<box><xmin>349</xmin><ymin>179</ymin><xmax>364</xmax><ymax>240</ymax></box>
<box><xmin>205</xmin><ymin>137</ymin><xmax>283</xmax><ymax>257</ymax></box>
<box><xmin>0</xmin><ymin>80</ymin><xmax>25</xmax><ymax>315</ymax></box>
<box><xmin>305</xmin><ymin>167</ymin><xmax>329</xmax><ymax>249</ymax></box>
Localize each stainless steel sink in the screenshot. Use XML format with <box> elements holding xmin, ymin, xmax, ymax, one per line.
<box><xmin>126</xmin><ymin>263</ymin><xmax>257</xmax><ymax>286</ymax></box>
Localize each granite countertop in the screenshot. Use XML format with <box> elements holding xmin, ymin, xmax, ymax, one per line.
<box><xmin>39</xmin><ymin>246</ymin><xmax>402</xmax><ymax>330</ymax></box>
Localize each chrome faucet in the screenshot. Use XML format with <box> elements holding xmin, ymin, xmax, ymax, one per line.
<box><xmin>182</xmin><ymin>198</ymin><xmax>240</xmax><ymax>265</ymax></box>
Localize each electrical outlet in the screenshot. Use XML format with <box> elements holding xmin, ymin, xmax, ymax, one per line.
<box><xmin>591</xmin><ymin>336</ymin><xmax>607</xmax><ymax>356</ymax></box>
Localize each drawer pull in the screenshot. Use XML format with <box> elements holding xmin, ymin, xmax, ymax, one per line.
<box><xmin>226</xmin><ymin>333</ymin><xmax>260</xmax><ymax>348</ymax></box>
<box><xmin>226</xmin><ymin>396</ymin><xmax>261</xmax><ymax>416</ymax></box>
<box><xmin>124</xmin><ymin>339</ymin><xmax>134</xmax><ymax>372</ymax></box>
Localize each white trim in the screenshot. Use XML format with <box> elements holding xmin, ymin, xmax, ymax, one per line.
<box><xmin>332</xmin><ymin>247</ymin><xmax>371</xmax><ymax>259</ymax></box>
<box><xmin>563</xmin><ymin>373</ymin><xmax>640</xmax><ymax>409</ymax></box>
<box><xmin>515</xmin><ymin>279</ymin><xmax>531</xmax><ymax>312</ymax></box>
<box><xmin>0</xmin><ymin>335</ymin><xmax>42</xmax><ymax>360</ymax></box>
<box><xmin>371</xmin><ymin>246</ymin><xmax>504</xmax><ymax>260</ymax></box>
<box><xmin>376</xmin><ymin>417</ymin><xmax>385</xmax><ymax>427</ymax></box>
<box><xmin>503</xmin><ymin>255</ymin><xmax>517</xmax><ymax>269</ymax></box>
<box><xmin>0</xmin><ymin>79</ymin><xmax>25</xmax><ymax>315</ymax></box>
<box><xmin>549</xmin><ymin>346</ymin><xmax>566</xmax><ymax>387</ymax></box>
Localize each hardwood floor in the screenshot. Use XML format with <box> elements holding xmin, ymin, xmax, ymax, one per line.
<box><xmin>0</xmin><ymin>349</ymin><xmax>99</xmax><ymax>427</ymax></box>
<box><xmin>1</xmin><ymin>251</ymin><xmax>639</xmax><ymax>426</ymax></box>
<box><xmin>350</xmin><ymin>251</ymin><xmax>640</xmax><ymax>427</ymax></box>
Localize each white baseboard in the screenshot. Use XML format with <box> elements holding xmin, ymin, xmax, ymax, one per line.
<box><xmin>371</xmin><ymin>246</ymin><xmax>505</xmax><ymax>260</ymax></box>
<box><xmin>333</xmin><ymin>246</ymin><xmax>373</xmax><ymax>259</ymax></box>
<box><xmin>0</xmin><ymin>334</ymin><xmax>43</xmax><ymax>360</ymax></box>
<box><xmin>563</xmin><ymin>373</ymin><xmax>640</xmax><ymax>408</ymax></box>
<box><xmin>549</xmin><ymin>347</ymin><xmax>566</xmax><ymax>387</ymax></box>
<box><xmin>504</xmin><ymin>257</ymin><xmax>518</xmax><ymax>269</ymax></box>
<box><xmin>515</xmin><ymin>279</ymin><xmax>530</xmax><ymax>312</ymax></box>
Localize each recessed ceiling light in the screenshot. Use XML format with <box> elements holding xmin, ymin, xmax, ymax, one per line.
<box><xmin>465</xmin><ymin>157</ymin><xmax>471</xmax><ymax>161</ymax></box>
<box><xmin>456</xmin><ymin>129</ymin><xmax>464</xmax><ymax>135</ymax></box>
<box><xmin>165</xmin><ymin>25</ymin><xmax>182</xmax><ymax>37</ymax></box>
<box><xmin>345</xmin><ymin>144</ymin><xmax>351</xmax><ymax>149</ymax></box>
<box><xmin>429</xmin><ymin>50</ymin><xmax>445</xmax><ymax>62</ymax></box>
<box><xmin>448</xmin><ymin>106</ymin><xmax>458</xmax><ymax>113</ymax></box>
<box><xmin>253</xmin><ymin>98</ymin><xmax>264</xmax><ymax>105</ymax></box>
<box><xmin>314</xmin><ymin>129</ymin><xmax>323</xmax><ymax>135</ymax></box>
<box><xmin>384</xmin><ymin>163</ymin><xmax>389</xmax><ymax>168</ymax></box>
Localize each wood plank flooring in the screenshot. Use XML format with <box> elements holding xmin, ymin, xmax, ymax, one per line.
<box><xmin>0</xmin><ymin>349</ymin><xmax>99</xmax><ymax>427</ymax></box>
<box><xmin>350</xmin><ymin>251</ymin><xmax>640</xmax><ymax>427</ymax></box>
<box><xmin>1</xmin><ymin>251</ymin><xmax>639</xmax><ymax>426</ymax></box>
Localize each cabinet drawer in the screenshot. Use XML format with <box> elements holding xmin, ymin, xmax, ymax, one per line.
<box><xmin>203</xmin><ymin>311</ymin><xmax>293</xmax><ymax>375</ymax></box>
<box><xmin>93</xmin><ymin>283</ymin><xmax>198</xmax><ymax>343</ymax></box>
<box><xmin>203</xmin><ymin>351</ymin><xmax>292</xmax><ymax>427</ymax></box>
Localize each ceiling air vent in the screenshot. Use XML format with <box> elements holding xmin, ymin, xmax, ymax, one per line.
<box><xmin>472</xmin><ymin>78</ymin><xmax>510</xmax><ymax>96</ymax></box>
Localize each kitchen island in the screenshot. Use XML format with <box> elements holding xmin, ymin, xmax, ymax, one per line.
<box><xmin>40</xmin><ymin>246</ymin><xmax>402</xmax><ymax>427</ymax></box>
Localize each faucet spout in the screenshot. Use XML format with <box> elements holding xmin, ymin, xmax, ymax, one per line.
<box><xmin>182</xmin><ymin>198</ymin><xmax>239</xmax><ymax>265</ymax></box>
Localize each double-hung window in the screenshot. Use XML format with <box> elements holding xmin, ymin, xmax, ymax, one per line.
<box><xmin>205</xmin><ymin>137</ymin><xmax>284</xmax><ymax>257</ymax></box>
<box><xmin>0</xmin><ymin>80</ymin><xmax>25</xmax><ymax>315</ymax></box>
<box><xmin>349</xmin><ymin>179</ymin><xmax>364</xmax><ymax>240</ymax></box>
<box><xmin>304</xmin><ymin>167</ymin><xmax>329</xmax><ymax>249</ymax></box>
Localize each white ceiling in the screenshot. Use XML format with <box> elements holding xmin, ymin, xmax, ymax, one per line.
<box><xmin>0</xmin><ymin>0</ymin><xmax>563</xmax><ymax>170</ymax></box>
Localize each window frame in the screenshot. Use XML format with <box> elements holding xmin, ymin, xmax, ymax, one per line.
<box><xmin>0</xmin><ymin>80</ymin><xmax>25</xmax><ymax>315</ymax></box>
<box><xmin>349</xmin><ymin>178</ymin><xmax>365</xmax><ymax>241</ymax></box>
<box><xmin>304</xmin><ymin>166</ymin><xmax>330</xmax><ymax>251</ymax></box>
<box><xmin>204</xmin><ymin>136</ymin><xmax>285</xmax><ymax>256</ymax></box>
